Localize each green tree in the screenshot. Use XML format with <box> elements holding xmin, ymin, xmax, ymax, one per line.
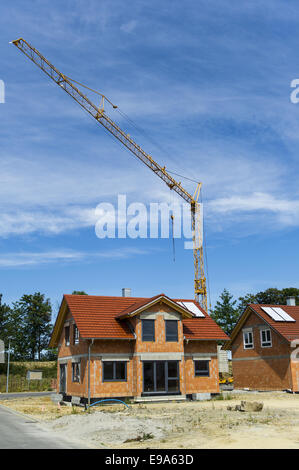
<box><xmin>211</xmin><ymin>289</ymin><xmax>240</xmax><ymax>336</ymax></box>
<box><xmin>237</xmin><ymin>293</ymin><xmax>259</xmax><ymax>314</ymax></box>
<box><xmin>72</xmin><ymin>290</ymin><xmax>87</xmax><ymax>295</ymax></box>
<box><xmin>12</xmin><ymin>293</ymin><xmax>52</xmax><ymax>361</ymax></box>
<box><xmin>0</xmin><ymin>294</ymin><xmax>12</xmax><ymax>345</ymax></box>
<box><xmin>238</xmin><ymin>287</ymin><xmax>299</xmax><ymax>312</ymax></box>
<box><xmin>7</xmin><ymin>306</ymin><xmax>28</xmax><ymax>360</ymax></box>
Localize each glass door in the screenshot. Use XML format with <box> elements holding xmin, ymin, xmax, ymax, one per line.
<box><xmin>143</xmin><ymin>361</ymin><xmax>155</xmax><ymax>393</ymax></box>
<box><xmin>167</xmin><ymin>361</ymin><xmax>180</xmax><ymax>393</ymax></box>
<box><xmin>59</xmin><ymin>364</ymin><xmax>66</xmax><ymax>393</ymax></box>
<box><xmin>143</xmin><ymin>361</ymin><xmax>180</xmax><ymax>395</ymax></box>
<box><xmin>156</xmin><ymin>361</ymin><xmax>166</xmax><ymax>392</ymax></box>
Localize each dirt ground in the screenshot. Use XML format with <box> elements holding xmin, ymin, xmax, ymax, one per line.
<box><xmin>2</xmin><ymin>391</ymin><xmax>299</xmax><ymax>449</ymax></box>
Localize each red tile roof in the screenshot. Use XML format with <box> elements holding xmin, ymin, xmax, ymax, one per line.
<box><xmin>176</xmin><ymin>298</ymin><xmax>229</xmax><ymax>340</ymax></box>
<box><xmin>64</xmin><ymin>295</ymin><xmax>138</xmax><ymax>339</ymax></box>
<box><xmin>50</xmin><ymin>294</ymin><xmax>229</xmax><ymax>346</ymax></box>
<box><xmin>116</xmin><ymin>293</ymin><xmax>194</xmax><ymax>319</ymax></box>
<box><xmin>248</xmin><ymin>304</ymin><xmax>299</xmax><ymax>341</ymax></box>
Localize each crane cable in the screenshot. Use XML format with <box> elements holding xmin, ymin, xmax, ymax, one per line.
<box><xmin>200</xmin><ymin>188</ymin><xmax>212</xmax><ymax>313</ymax></box>
<box><xmin>66</xmin><ymin>76</ymin><xmax>202</xmax><ymax>184</ymax></box>
<box><xmin>67</xmin><ymin>75</ymin><xmax>210</xmax><ymax>300</ymax></box>
<box><xmin>170</xmin><ymin>187</ymin><xmax>176</xmax><ymax>263</ymax></box>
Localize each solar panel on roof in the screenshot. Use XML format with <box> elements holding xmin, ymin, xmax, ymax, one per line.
<box><xmin>261</xmin><ymin>306</ymin><xmax>285</xmax><ymax>321</ymax></box>
<box><xmin>178</xmin><ymin>301</ymin><xmax>205</xmax><ymax>317</ymax></box>
<box><xmin>272</xmin><ymin>307</ymin><xmax>296</xmax><ymax>322</ymax></box>
<box><xmin>177</xmin><ymin>301</ymin><xmax>187</xmax><ymax>309</ymax></box>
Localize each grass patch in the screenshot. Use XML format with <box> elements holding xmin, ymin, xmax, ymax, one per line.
<box><xmin>0</xmin><ymin>361</ymin><xmax>57</xmax><ymax>393</ymax></box>
<box><xmin>212</xmin><ymin>393</ymin><xmax>234</xmax><ymax>401</ymax></box>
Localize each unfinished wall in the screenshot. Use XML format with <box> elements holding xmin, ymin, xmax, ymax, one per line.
<box><xmin>56</xmin><ymin>304</ymin><xmax>221</xmax><ymax>398</ymax></box>
<box><xmin>290</xmin><ymin>355</ymin><xmax>299</xmax><ymax>392</ymax></box>
<box><xmin>184</xmin><ymin>341</ymin><xmax>219</xmax><ymax>394</ymax></box>
<box><xmin>231</xmin><ymin>310</ymin><xmax>292</xmax><ymax>391</ymax></box>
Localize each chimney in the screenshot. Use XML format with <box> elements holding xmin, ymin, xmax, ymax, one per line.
<box><xmin>122</xmin><ymin>288</ymin><xmax>131</xmax><ymax>298</ymax></box>
<box><xmin>286</xmin><ymin>296</ymin><xmax>296</xmax><ymax>306</ymax></box>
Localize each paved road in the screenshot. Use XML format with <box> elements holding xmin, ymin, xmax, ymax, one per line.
<box><xmin>0</xmin><ymin>392</ymin><xmax>52</xmax><ymax>401</ymax></box>
<box><xmin>0</xmin><ymin>405</ymin><xmax>89</xmax><ymax>449</ymax></box>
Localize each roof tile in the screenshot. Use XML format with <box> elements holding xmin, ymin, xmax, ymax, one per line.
<box><xmin>55</xmin><ymin>294</ymin><xmax>229</xmax><ymax>342</ymax></box>
<box><xmin>249</xmin><ymin>304</ymin><xmax>299</xmax><ymax>341</ymax></box>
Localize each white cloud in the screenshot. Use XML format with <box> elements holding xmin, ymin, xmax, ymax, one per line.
<box><xmin>0</xmin><ymin>247</ymin><xmax>150</xmax><ymax>267</ymax></box>
<box><xmin>2</xmin><ymin>0</ymin><xmax>299</xmax><ymax>242</ymax></box>
<box><xmin>120</xmin><ymin>20</ymin><xmax>137</xmax><ymax>33</ymax></box>
<box><xmin>208</xmin><ymin>192</ymin><xmax>299</xmax><ymax>227</ymax></box>
<box><xmin>0</xmin><ymin>250</ymin><xmax>84</xmax><ymax>267</ymax></box>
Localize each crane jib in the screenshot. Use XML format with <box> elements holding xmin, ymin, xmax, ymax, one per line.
<box><xmin>11</xmin><ymin>37</ymin><xmax>208</xmax><ymax>311</ymax></box>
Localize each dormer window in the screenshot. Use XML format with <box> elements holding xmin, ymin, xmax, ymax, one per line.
<box><xmin>142</xmin><ymin>320</ymin><xmax>155</xmax><ymax>342</ymax></box>
<box><xmin>165</xmin><ymin>320</ymin><xmax>178</xmax><ymax>342</ymax></box>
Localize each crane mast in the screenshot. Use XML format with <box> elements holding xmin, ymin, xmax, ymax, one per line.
<box><xmin>12</xmin><ymin>37</ymin><xmax>207</xmax><ymax>310</ymax></box>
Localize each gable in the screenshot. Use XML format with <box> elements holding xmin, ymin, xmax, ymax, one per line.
<box><xmin>231</xmin><ymin>309</ymin><xmax>278</xmax><ymax>349</ymax></box>
<box><xmin>116</xmin><ymin>294</ymin><xmax>194</xmax><ymax>320</ymax></box>
<box><xmin>224</xmin><ymin>304</ymin><xmax>299</xmax><ymax>350</ymax></box>
<box><xmin>139</xmin><ymin>309</ymin><xmax>181</xmax><ymax>321</ymax></box>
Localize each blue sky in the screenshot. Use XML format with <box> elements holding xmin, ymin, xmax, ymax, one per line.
<box><xmin>1</xmin><ymin>0</ymin><xmax>299</xmax><ymax>317</ymax></box>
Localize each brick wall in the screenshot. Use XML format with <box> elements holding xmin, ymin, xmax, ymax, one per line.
<box><xmin>132</xmin><ymin>304</ymin><xmax>184</xmax><ymax>354</ymax></box>
<box><xmin>184</xmin><ymin>341</ymin><xmax>219</xmax><ymax>394</ymax></box>
<box><xmin>290</xmin><ymin>360</ymin><xmax>299</xmax><ymax>392</ymax></box>
<box><xmin>231</xmin><ymin>310</ymin><xmax>292</xmax><ymax>390</ymax></box>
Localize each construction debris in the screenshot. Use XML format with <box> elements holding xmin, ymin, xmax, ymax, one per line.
<box><xmin>227</xmin><ymin>401</ymin><xmax>263</xmax><ymax>412</ymax></box>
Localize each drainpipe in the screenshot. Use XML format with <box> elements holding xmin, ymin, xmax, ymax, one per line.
<box><xmin>183</xmin><ymin>336</ymin><xmax>187</xmax><ymax>396</ymax></box>
<box><xmin>88</xmin><ymin>339</ymin><xmax>94</xmax><ymax>407</ymax></box>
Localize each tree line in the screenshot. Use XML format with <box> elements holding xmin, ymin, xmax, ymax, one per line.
<box><xmin>0</xmin><ymin>292</ymin><xmax>56</xmax><ymax>361</ymax></box>
<box><xmin>0</xmin><ymin>290</ymin><xmax>87</xmax><ymax>361</ymax></box>
<box><xmin>211</xmin><ymin>287</ymin><xmax>299</xmax><ymax>336</ymax></box>
<box><xmin>0</xmin><ymin>287</ymin><xmax>297</xmax><ymax>360</ymax></box>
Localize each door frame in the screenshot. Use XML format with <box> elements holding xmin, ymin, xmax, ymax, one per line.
<box><xmin>142</xmin><ymin>360</ymin><xmax>180</xmax><ymax>395</ymax></box>
<box><xmin>59</xmin><ymin>363</ymin><xmax>67</xmax><ymax>394</ymax></box>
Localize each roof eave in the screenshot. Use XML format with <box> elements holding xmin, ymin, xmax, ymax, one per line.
<box><xmin>184</xmin><ymin>337</ymin><xmax>230</xmax><ymax>341</ymax></box>
<box><xmin>223</xmin><ymin>304</ymin><xmax>292</xmax><ymax>350</ymax></box>
<box><xmin>48</xmin><ymin>296</ymin><xmax>68</xmax><ymax>348</ymax></box>
<box><xmin>81</xmin><ymin>336</ymin><xmax>135</xmax><ymax>341</ymax></box>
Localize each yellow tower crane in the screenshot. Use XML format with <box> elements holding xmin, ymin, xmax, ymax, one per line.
<box><xmin>11</xmin><ymin>37</ymin><xmax>208</xmax><ymax>310</ymax></box>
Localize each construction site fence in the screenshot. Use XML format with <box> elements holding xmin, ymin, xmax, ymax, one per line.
<box><xmin>0</xmin><ymin>375</ymin><xmax>56</xmax><ymax>393</ymax></box>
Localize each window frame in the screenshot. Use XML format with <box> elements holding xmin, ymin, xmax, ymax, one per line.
<box><xmin>243</xmin><ymin>329</ymin><xmax>254</xmax><ymax>349</ymax></box>
<box><xmin>194</xmin><ymin>359</ymin><xmax>210</xmax><ymax>377</ymax></box>
<box><xmin>72</xmin><ymin>361</ymin><xmax>81</xmax><ymax>383</ymax></box>
<box><xmin>65</xmin><ymin>325</ymin><xmax>70</xmax><ymax>346</ymax></box>
<box><xmin>73</xmin><ymin>324</ymin><xmax>80</xmax><ymax>345</ymax></box>
<box><xmin>102</xmin><ymin>361</ymin><xmax>127</xmax><ymax>382</ymax></box>
<box><xmin>165</xmin><ymin>319</ymin><xmax>178</xmax><ymax>342</ymax></box>
<box><xmin>260</xmin><ymin>328</ymin><xmax>272</xmax><ymax>348</ymax></box>
<box><xmin>142</xmin><ymin>319</ymin><xmax>155</xmax><ymax>342</ymax></box>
